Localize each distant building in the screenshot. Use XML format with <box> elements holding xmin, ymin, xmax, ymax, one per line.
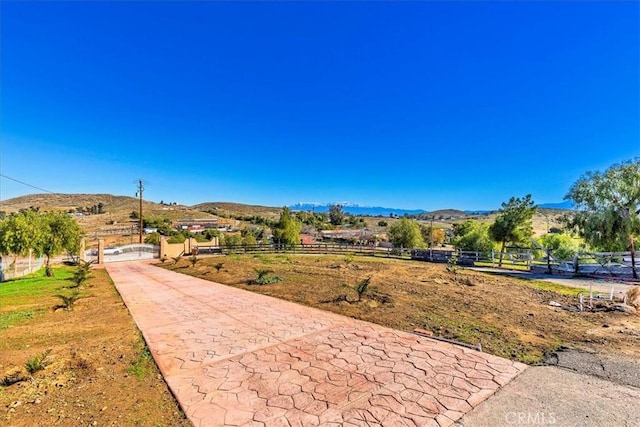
<box><xmin>299</xmin><ymin>234</ymin><xmax>314</xmax><ymax>245</ymax></box>
<box><xmin>174</xmin><ymin>218</ymin><xmax>219</xmax><ymax>229</ymax></box>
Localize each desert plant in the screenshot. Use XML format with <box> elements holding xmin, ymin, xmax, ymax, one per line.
<box><xmin>189</xmin><ymin>255</ymin><xmax>199</xmax><ymax>267</ymax></box>
<box><xmin>172</xmin><ymin>252</ymin><xmax>184</xmax><ymax>265</ymax></box>
<box><xmin>251</xmin><ymin>268</ymin><xmax>283</xmax><ymax>285</ymax></box>
<box><xmin>446</xmin><ymin>253</ymin><xmax>460</xmax><ymax>283</ymax></box>
<box><xmin>354</xmin><ymin>277</ymin><xmax>371</xmax><ymax>302</ymax></box>
<box><xmin>214</xmin><ymin>262</ymin><xmax>224</xmax><ymax>273</ymax></box>
<box><xmin>25</xmin><ymin>349</ymin><xmax>52</xmax><ymax>374</ymax></box>
<box><xmin>159</xmin><ymin>255</ymin><xmax>168</xmax><ymax>264</ymax></box>
<box><xmin>344</xmin><ymin>255</ymin><xmax>354</xmax><ymax>266</ymax></box>
<box><xmin>55</xmin><ymin>290</ymin><xmax>81</xmax><ymax>311</ymax></box>
<box><xmin>70</xmin><ymin>259</ymin><xmax>95</xmax><ymax>288</ymax></box>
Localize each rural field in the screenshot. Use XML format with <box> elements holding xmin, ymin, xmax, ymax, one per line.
<box><xmin>1</xmin><ymin>254</ymin><xmax>639</xmax><ymax>425</ymax></box>
<box><xmin>165</xmin><ymin>254</ymin><xmax>640</xmax><ymax>364</ymax></box>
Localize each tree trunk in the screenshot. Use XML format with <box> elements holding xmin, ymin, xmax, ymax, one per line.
<box><xmin>498</xmin><ymin>241</ymin><xmax>506</xmax><ymax>267</ymax></box>
<box><xmin>45</xmin><ymin>255</ymin><xmax>53</xmax><ymax>277</ymax></box>
<box><xmin>630</xmin><ymin>235</ymin><xmax>638</xmax><ymax>280</ymax></box>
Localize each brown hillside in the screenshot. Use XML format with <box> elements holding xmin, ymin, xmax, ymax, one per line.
<box><xmin>193</xmin><ymin>201</ymin><xmax>282</xmax><ymax>219</ymax></box>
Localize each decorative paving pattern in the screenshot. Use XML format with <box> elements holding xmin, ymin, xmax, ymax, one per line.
<box><xmin>106</xmin><ymin>262</ymin><xmax>527</xmax><ymax>427</ymax></box>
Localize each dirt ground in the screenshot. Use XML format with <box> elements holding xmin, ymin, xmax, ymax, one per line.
<box><xmin>165</xmin><ymin>253</ymin><xmax>640</xmax><ymax>364</ymax></box>
<box><xmin>2</xmin><ymin>254</ymin><xmax>638</xmax><ymax>426</ymax></box>
<box><xmin>0</xmin><ymin>267</ymin><xmax>190</xmax><ymax>427</ymax></box>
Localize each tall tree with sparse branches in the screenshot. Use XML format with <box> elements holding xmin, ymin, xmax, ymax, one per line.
<box><xmin>564</xmin><ymin>158</ymin><xmax>640</xmax><ymax>278</ymax></box>
<box><xmin>489</xmin><ymin>195</ymin><xmax>537</xmax><ymax>267</ymax></box>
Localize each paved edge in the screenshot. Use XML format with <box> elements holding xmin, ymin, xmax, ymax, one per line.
<box><xmin>455</xmin><ymin>365</ymin><xmax>640</xmax><ymax>427</ymax></box>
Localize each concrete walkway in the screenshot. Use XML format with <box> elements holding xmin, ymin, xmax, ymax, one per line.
<box><xmin>106</xmin><ymin>262</ymin><xmax>527</xmax><ymax>427</ymax></box>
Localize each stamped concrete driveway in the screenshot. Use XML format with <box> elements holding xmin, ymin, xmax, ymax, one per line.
<box><xmin>106</xmin><ymin>262</ymin><xmax>527</xmax><ymax>427</ymax></box>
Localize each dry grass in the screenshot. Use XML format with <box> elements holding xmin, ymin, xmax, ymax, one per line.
<box><xmin>165</xmin><ymin>253</ymin><xmax>640</xmax><ymax>364</ymax></box>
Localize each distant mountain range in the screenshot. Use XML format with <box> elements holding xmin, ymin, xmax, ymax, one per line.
<box><xmin>288</xmin><ymin>203</ymin><xmax>426</xmax><ymax>217</ymax></box>
<box><xmin>289</xmin><ymin>201</ymin><xmax>573</xmax><ymax>217</ymax></box>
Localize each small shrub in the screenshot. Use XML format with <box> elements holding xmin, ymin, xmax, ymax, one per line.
<box><xmin>214</xmin><ymin>262</ymin><xmax>224</xmax><ymax>273</ymax></box>
<box><xmin>354</xmin><ymin>277</ymin><xmax>371</xmax><ymax>302</ymax></box>
<box><xmin>25</xmin><ymin>349</ymin><xmax>52</xmax><ymax>374</ymax></box>
<box><xmin>446</xmin><ymin>253</ymin><xmax>460</xmax><ymax>283</ymax></box>
<box><xmin>250</xmin><ymin>269</ymin><xmax>283</xmax><ymax>285</ymax></box>
<box><xmin>70</xmin><ymin>260</ymin><xmax>95</xmax><ymax>288</ymax></box>
<box><xmin>55</xmin><ymin>290</ymin><xmax>81</xmax><ymax>311</ymax></box>
<box><xmin>160</xmin><ymin>256</ymin><xmax>168</xmax><ymax>264</ymax></box>
<box><xmin>344</xmin><ymin>255</ymin><xmax>354</xmax><ymax>266</ymax></box>
<box><xmin>189</xmin><ymin>255</ymin><xmax>199</xmax><ymax>267</ymax></box>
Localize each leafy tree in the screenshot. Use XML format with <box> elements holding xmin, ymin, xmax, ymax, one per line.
<box><xmin>387</xmin><ymin>218</ymin><xmax>425</xmax><ymax>248</ymax></box>
<box><xmin>222</xmin><ymin>233</ymin><xmax>242</xmax><ymax>247</ymax></box>
<box><xmin>204</xmin><ymin>228</ymin><xmax>221</xmax><ymax>241</ymax></box>
<box><xmin>272</xmin><ymin>207</ymin><xmax>302</xmax><ymax>247</ymax></box>
<box><xmin>242</xmin><ymin>231</ymin><xmax>257</xmax><ymax>246</ymax></box>
<box><xmin>41</xmin><ymin>212</ymin><xmax>83</xmax><ymax>276</ymax></box>
<box><xmin>144</xmin><ymin>232</ymin><xmax>160</xmax><ymax>245</ymax></box>
<box><xmin>539</xmin><ymin>233</ymin><xmax>578</xmax><ymax>261</ymax></box>
<box><xmin>166</xmin><ymin>233</ymin><xmax>186</xmax><ymax>244</ymax></box>
<box><xmin>488</xmin><ymin>195</ymin><xmax>536</xmax><ymax>266</ymax></box>
<box><xmin>420</xmin><ymin>225</ymin><xmax>446</xmax><ymax>247</ymax></box>
<box><xmin>0</xmin><ymin>211</ymin><xmax>44</xmax><ymax>273</ymax></box>
<box><xmin>453</xmin><ymin>220</ymin><xmax>494</xmax><ymax>252</ymax></box>
<box><xmin>564</xmin><ymin>159</ymin><xmax>640</xmax><ymax>278</ymax></box>
<box><xmin>329</xmin><ymin>204</ymin><xmax>345</xmax><ymax>226</ymax></box>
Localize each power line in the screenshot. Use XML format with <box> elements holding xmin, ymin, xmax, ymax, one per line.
<box><xmin>0</xmin><ymin>173</ymin><xmax>57</xmax><ymax>194</ymax></box>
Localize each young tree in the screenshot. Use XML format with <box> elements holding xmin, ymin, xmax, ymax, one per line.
<box><xmin>489</xmin><ymin>195</ymin><xmax>536</xmax><ymax>267</ymax></box>
<box><xmin>329</xmin><ymin>204</ymin><xmax>345</xmax><ymax>226</ymax></box>
<box><xmin>0</xmin><ymin>210</ymin><xmax>44</xmax><ymax>275</ymax></box>
<box><xmin>41</xmin><ymin>212</ymin><xmax>83</xmax><ymax>276</ymax></box>
<box><xmin>272</xmin><ymin>207</ymin><xmax>302</xmax><ymax>247</ymax></box>
<box><xmin>387</xmin><ymin>218</ymin><xmax>425</xmax><ymax>249</ymax></box>
<box><xmin>565</xmin><ymin>158</ymin><xmax>640</xmax><ymax>278</ymax></box>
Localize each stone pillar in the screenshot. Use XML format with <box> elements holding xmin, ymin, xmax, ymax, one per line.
<box><xmin>79</xmin><ymin>240</ymin><xmax>86</xmax><ymax>263</ymax></box>
<box><xmin>160</xmin><ymin>236</ymin><xmax>168</xmax><ymax>260</ymax></box>
<box><xmin>98</xmin><ymin>239</ymin><xmax>105</xmax><ymax>265</ymax></box>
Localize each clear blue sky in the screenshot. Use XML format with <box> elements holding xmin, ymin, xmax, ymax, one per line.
<box><xmin>1</xmin><ymin>1</ymin><xmax>638</xmax><ymax>210</ymax></box>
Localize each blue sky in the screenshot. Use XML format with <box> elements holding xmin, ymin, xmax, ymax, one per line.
<box><xmin>1</xmin><ymin>1</ymin><xmax>638</xmax><ymax>210</ymax></box>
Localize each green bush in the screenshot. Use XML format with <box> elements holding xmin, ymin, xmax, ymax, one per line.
<box><xmin>25</xmin><ymin>349</ymin><xmax>52</xmax><ymax>374</ymax></box>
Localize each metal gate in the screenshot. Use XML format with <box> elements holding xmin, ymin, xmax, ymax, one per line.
<box><xmin>85</xmin><ymin>244</ymin><xmax>160</xmax><ymax>263</ymax></box>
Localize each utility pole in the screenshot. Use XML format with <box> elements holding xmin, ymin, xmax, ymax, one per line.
<box><xmin>136</xmin><ymin>180</ymin><xmax>144</xmax><ymax>244</ymax></box>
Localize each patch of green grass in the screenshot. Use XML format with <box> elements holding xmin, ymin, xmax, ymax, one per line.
<box><xmin>0</xmin><ymin>267</ymin><xmax>74</xmax><ymax>307</ymax></box>
<box><xmin>0</xmin><ymin>309</ymin><xmax>42</xmax><ymax>329</ymax></box>
<box><xmin>474</xmin><ymin>261</ymin><xmax>530</xmax><ymax>271</ymax></box>
<box><xmin>127</xmin><ymin>339</ymin><xmax>154</xmax><ymax>379</ymax></box>
<box><xmin>253</xmin><ymin>254</ymin><xmax>275</xmax><ymax>264</ymax></box>
<box><xmin>25</xmin><ymin>349</ymin><xmax>52</xmax><ymax>374</ymax></box>
<box><xmin>522</xmin><ymin>280</ymin><xmax>583</xmax><ymax>297</ymax></box>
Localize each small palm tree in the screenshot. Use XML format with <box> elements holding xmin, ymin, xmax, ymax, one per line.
<box><xmin>354</xmin><ymin>277</ymin><xmax>371</xmax><ymax>302</ymax></box>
